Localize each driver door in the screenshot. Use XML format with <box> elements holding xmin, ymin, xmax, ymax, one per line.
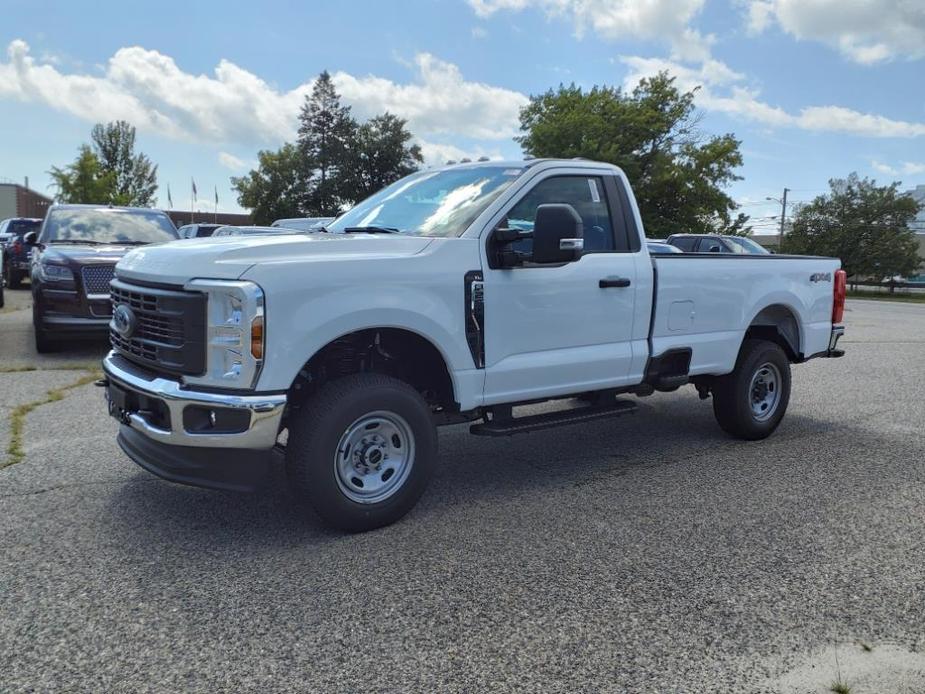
<box><xmin>480</xmin><ymin>172</ymin><xmax>641</xmax><ymax>405</ymax></box>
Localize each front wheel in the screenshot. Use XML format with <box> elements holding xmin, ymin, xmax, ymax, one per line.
<box><xmin>286</xmin><ymin>373</ymin><xmax>438</xmax><ymax>532</ymax></box>
<box><xmin>712</xmin><ymin>339</ymin><xmax>791</xmax><ymax>440</ymax></box>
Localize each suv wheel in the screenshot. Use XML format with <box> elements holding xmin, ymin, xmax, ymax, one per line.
<box><xmin>286</xmin><ymin>373</ymin><xmax>437</xmax><ymax>532</ymax></box>
<box><xmin>712</xmin><ymin>339</ymin><xmax>791</xmax><ymax>440</ymax></box>
<box><xmin>32</xmin><ymin>299</ymin><xmax>56</xmax><ymax>353</ymax></box>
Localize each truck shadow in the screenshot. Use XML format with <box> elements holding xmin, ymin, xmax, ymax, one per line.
<box><xmin>102</xmin><ymin>393</ymin><xmax>859</xmax><ymax>558</ymax></box>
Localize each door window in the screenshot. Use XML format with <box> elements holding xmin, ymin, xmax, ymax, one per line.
<box><xmin>669</xmin><ymin>236</ymin><xmax>696</xmax><ymax>252</ymax></box>
<box><xmin>505</xmin><ymin>176</ymin><xmax>615</xmax><ymax>254</ymax></box>
<box><xmin>697</xmin><ymin>237</ymin><xmax>725</xmax><ymax>253</ymax></box>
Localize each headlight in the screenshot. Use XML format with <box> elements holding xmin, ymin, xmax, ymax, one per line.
<box><xmin>39</xmin><ymin>262</ymin><xmax>75</xmax><ymax>284</ymax></box>
<box><xmin>181</xmin><ymin>279</ymin><xmax>265</xmax><ymax>390</ymax></box>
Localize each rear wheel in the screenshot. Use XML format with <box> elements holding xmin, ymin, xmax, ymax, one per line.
<box><xmin>8</xmin><ymin>269</ymin><xmax>22</xmax><ymax>289</ymax></box>
<box><xmin>712</xmin><ymin>339</ymin><xmax>791</xmax><ymax>440</ymax></box>
<box><xmin>286</xmin><ymin>373</ymin><xmax>437</xmax><ymax>532</ymax></box>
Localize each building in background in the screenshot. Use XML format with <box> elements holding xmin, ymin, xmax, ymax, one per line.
<box><xmin>0</xmin><ymin>182</ymin><xmax>52</xmax><ymax>220</ymax></box>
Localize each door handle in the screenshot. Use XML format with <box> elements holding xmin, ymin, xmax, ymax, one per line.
<box><xmin>599</xmin><ymin>277</ymin><xmax>631</xmax><ymax>288</ymax></box>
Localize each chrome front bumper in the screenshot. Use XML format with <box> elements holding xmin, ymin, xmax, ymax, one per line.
<box><xmin>102</xmin><ymin>351</ymin><xmax>286</xmax><ymax>449</ymax></box>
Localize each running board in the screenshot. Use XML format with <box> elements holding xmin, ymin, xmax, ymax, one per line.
<box><xmin>470</xmin><ymin>400</ymin><xmax>637</xmax><ymax>437</ymax></box>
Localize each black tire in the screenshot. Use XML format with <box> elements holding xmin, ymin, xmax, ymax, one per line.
<box><xmin>32</xmin><ymin>300</ymin><xmax>56</xmax><ymax>353</ymax></box>
<box><xmin>0</xmin><ymin>282</ymin><xmax>5</xmax><ymax>309</ymax></box>
<box><xmin>286</xmin><ymin>373</ymin><xmax>438</xmax><ymax>532</ymax></box>
<box><xmin>8</xmin><ymin>270</ymin><xmax>22</xmax><ymax>289</ymax></box>
<box><xmin>712</xmin><ymin>339</ymin><xmax>791</xmax><ymax>440</ymax></box>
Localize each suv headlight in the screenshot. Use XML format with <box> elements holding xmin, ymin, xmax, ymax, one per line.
<box><xmin>38</xmin><ymin>261</ymin><xmax>75</xmax><ymax>285</ymax></box>
<box><xmin>181</xmin><ymin>279</ymin><xmax>265</xmax><ymax>390</ymax></box>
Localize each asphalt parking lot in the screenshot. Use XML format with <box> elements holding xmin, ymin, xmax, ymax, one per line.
<box><xmin>2</xmin><ymin>286</ymin><xmax>924</xmax><ymax>693</ymax></box>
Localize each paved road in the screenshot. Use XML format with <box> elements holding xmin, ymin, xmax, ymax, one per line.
<box><xmin>1</xmin><ymin>297</ymin><xmax>924</xmax><ymax>693</ymax></box>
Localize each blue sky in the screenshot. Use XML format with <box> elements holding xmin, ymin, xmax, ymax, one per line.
<box><xmin>2</xmin><ymin>0</ymin><xmax>924</xmax><ymax>232</ymax></box>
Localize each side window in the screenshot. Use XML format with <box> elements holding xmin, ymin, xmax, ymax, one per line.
<box><xmin>670</xmin><ymin>237</ymin><xmax>696</xmax><ymax>252</ymax></box>
<box><xmin>505</xmin><ymin>176</ymin><xmax>616</xmax><ymax>254</ymax></box>
<box><xmin>698</xmin><ymin>237</ymin><xmax>724</xmax><ymax>253</ymax></box>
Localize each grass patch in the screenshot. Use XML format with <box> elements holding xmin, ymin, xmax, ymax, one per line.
<box><xmin>0</xmin><ymin>362</ymin><xmax>101</xmax><ymax>374</ymax></box>
<box><xmin>3</xmin><ymin>371</ymin><xmax>101</xmax><ymax>469</ymax></box>
<box><xmin>848</xmin><ymin>290</ymin><xmax>925</xmax><ymax>304</ymax></box>
<box><xmin>830</xmin><ymin>682</ymin><xmax>852</xmax><ymax>694</ymax></box>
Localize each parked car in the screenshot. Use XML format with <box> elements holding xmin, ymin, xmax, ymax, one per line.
<box><xmin>271</xmin><ymin>217</ymin><xmax>334</xmax><ymax>232</ymax></box>
<box><xmin>29</xmin><ymin>204</ymin><xmax>178</xmax><ymax>353</ymax></box>
<box><xmin>177</xmin><ymin>223</ymin><xmax>221</xmax><ymax>239</ymax></box>
<box><xmin>211</xmin><ymin>225</ymin><xmax>295</xmax><ymax>237</ymax></box>
<box><xmin>0</xmin><ymin>217</ymin><xmax>42</xmax><ymax>288</ymax></box>
<box><xmin>646</xmin><ymin>241</ymin><xmax>683</xmax><ymax>254</ymax></box>
<box><xmin>101</xmin><ymin>159</ymin><xmax>846</xmax><ymax>532</ymax></box>
<box><xmin>667</xmin><ymin>233</ymin><xmax>771</xmax><ymax>254</ymax></box>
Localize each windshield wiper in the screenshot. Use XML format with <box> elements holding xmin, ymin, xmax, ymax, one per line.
<box><xmin>48</xmin><ymin>239</ymin><xmax>104</xmax><ymax>245</ymax></box>
<box><xmin>343</xmin><ymin>226</ymin><xmax>403</xmax><ymax>234</ymax></box>
<box><xmin>118</xmin><ymin>241</ymin><xmax>152</xmax><ymax>245</ymax></box>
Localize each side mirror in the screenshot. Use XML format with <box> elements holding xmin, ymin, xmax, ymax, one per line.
<box><xmin>708</xmin><ymin>244</ymin><xmax>721</xmax><ymax>253</ymax></box>
<box><xmin>23</xmin><ymin>231</ymin><xmax>37</xmax><ymax>245</ymax></box>
<box><xmin>532</xmin><ymin>204</ymin><xmax>584</xmax><ymax>264</ymax></box>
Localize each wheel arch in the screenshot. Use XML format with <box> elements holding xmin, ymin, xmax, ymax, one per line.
<box><xmin>287</xmin><ymin>326</ymin><xmax>459</xmax><ymax>412</ymax></box>
<box><xmin>743</xmin><ymin>303</ymin><xmax>803</xmax><ymax>361</ymax></box>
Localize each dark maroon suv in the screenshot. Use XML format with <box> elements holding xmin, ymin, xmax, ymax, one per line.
<box><xmin>28</xmin><ymin>205</ymin><xmax>178</xmax><ymax>353</ymax></box>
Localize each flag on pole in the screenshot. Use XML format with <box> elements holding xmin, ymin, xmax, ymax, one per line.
<box><xmin>191</xmin><ymin>178</ymin><xmax>198</xmax><ymax>201</ymax></box>
<box><xmin>167</xmin><ymin>184</ymin><xmax>173</xmax><ymax>208</ymax></box>
<box><xmin>214</xmin><ymin>186</ymin><xmax>219</xmax><ymax>205</ymax></box>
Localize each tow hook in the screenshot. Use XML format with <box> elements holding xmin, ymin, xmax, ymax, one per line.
<box><xmin>695</xmin><ymin>382</ymin><xmax>711</xmax><ymax>400</ymax></box>
<box><xmin>95</xmin><ymin>377</ymin><xmax>110</xmax><ymax>388</ymax></box>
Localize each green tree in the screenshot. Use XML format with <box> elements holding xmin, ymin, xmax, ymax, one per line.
<box><xmin>517</xmin><ymin>73</ymin><xmax>748</xmax><ymax>237</ymax></box>
<box><xmin>90</xmin><ymin>120</ymin><xmax>158</xmax><ymax>206</ymax></box>
<box><xmin>48</xmin><ymin>145</ymin><xmax>117</xmax><ymax>204</ymax></box>
<box><xmin>230</xmin><ymin>144</ymin><xmax>306</xmax><ymax>225</ymax></box>
<box><xmin>298</xmin><ymin>70</ymin><xmax>357</xmax><ymax>215</ymax></box>
<box><xmin>341</xmin><ymin>113</ymin><xmax>423</xmax><ymax>202</ymax></box>
<box><xmin>786</xmin><ymin>173</ymin><xmax>922</xmax><ymax>280</ymax></box>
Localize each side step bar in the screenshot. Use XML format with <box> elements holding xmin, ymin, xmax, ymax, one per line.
<box><xmin>470</xmin><ymin>400</ymin><xmax>637</xmax><ymax>437</ymax></box>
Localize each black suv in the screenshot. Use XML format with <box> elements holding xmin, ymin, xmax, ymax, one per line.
<box><xmin>29</xmin><ymin>204</ymin><xmax>178</xmax><ymax>352</ymax></box>
<box><xmin>0</xmin><ymin>217</ymin><xmax>42</xmax><ymax>288</ymax></box>
<box><xmin>666</xmin><ymin>233</ymin><xmax>770</xmax><ymax>254</ymax></box>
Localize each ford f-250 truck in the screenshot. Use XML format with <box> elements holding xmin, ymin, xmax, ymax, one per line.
<box><xmin>101</xmin><ymin>159</ymin><xmax>846</xmax><ymax>531</ymax></box>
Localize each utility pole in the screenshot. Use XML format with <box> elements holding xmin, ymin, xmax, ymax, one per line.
<box><xmin>767</xmin><ymin>188</ymin><xmax>789</xmax><ymax>252</ymax></box>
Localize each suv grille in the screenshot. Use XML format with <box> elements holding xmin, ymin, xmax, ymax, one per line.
<box><xmin>110</xmin><ymin>278</ymin><xmax>207</xmax><ymax>376</ymax></box>
<box><xmin>81</xmin><ymin>265</ymin><xmax>116</xmax><ymax>294</ymax></box>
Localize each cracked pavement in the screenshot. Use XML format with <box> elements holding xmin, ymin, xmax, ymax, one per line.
<box><xmin>2</xmin><ymin>285</ymin><xmax>924</xmax><ymax>693</ymax></box>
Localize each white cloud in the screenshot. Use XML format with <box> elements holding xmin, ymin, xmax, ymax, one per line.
<box><xmin>468</xmin><ymin>0</ymin><xmax>713</xmax><ymax>61</ymax></box>
<box><xmin>217</xmin><ymin>151</ymin><xmax>246</xmax><ymax>170</ymax></box>
<box><xmin>0</xmin><ymin>39</ymin><xmax>526</xmax><ymax>147</ymax></box>
<box><xmin>744</xmin><ymin>0</ymin><xmax>925</xmax><ymax>64</ymax></box>
<box><xmin>471</xmin><ymin>26</ymin><xmax>488</xmax><ymax>39</ymax></box>
<box><xmin>621</xmin><ymin>55</ymin><xmax>925</xmax><ymax>138</ymax></box>
<box><xmin>871</xmin><ymin>160</ymin><xmax>925</xmax><ymax>176</ymax></box>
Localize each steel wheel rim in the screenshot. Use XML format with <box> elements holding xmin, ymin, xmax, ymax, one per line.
<box><xmin>749</xmin><ymin>362</ymin><xmax>782</xmax><ymax>422</ymax></box>
<box><xmin>334</xmin><ymin>410</ymin><xmax>415</xmax><ymax>504</ymax></box>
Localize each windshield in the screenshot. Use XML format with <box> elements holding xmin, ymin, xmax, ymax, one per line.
<box><xmin>326</xmin><ymin>166</ymin><xmax>524</xmax><ymax>238</ymax></box>
<box><xmin>8</xmin><ymin>220</ymin><xmax>41</xmax><ymax>238</ymax></box>
<box><xmin>726</xmin><ymin>236</ymin><xmax>770</xmax><ymax>254</ymax></box>
<box><xmin>42</xmin><ymin>208</ymin><xmax>178</xmax><ymax>244</ymax></box>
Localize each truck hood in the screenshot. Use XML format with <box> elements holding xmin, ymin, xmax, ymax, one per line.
<box><xmin>115</xmin><ymin>232</ymin><xmax>435</xmax><ymax>285</ymax></box>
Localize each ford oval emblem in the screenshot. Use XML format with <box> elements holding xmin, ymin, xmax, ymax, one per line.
<box><xmin>113</xmin><ymin>304</ymin><xmax>137</xmax><ymax>339</ymax></box>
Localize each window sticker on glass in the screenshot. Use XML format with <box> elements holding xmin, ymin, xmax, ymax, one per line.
<box><xmin>588</xmin><ymin>178</ymin><xmax>601</xmax><ymax>203</ymax></box>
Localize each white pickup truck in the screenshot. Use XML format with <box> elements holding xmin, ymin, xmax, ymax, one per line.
<box><xmin>102</xmin><ymin>159</ymin><xmax>846</xmax><ymax>531</ymax></box>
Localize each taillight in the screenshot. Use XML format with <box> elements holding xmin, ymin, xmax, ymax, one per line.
<box><xmin>832</xmin><ymin>269</ymin><xmax>846</xmax><ymax>324</ymax></box>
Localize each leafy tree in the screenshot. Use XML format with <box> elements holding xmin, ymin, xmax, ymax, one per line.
<box><xmin>48</xmin><ymin>145</ymin><xmax>117</xmax><ymax>204</ymax></box>
<box><xmin>341</xmin><ymin>113</ymin><xmax>423</xmax><ymax>202</ymax></box>
<box><xmin>298</xmin><ymin>70</ymin><xmax>356</xmax><ymax>215</ymax></box>
<box><xmin>91</xmin><ymin>121</ymin><xmax>158</xmax><ymax>206</ymax></box>
<box><xmin>231</xmin><ymin>144</ymin><xmax>306</xmax><ymax>224</ymax></box>
<box><xmin>786</xmin><ymin>173</ymin><xmax>922</xmax><ymax>280</ymax></box>
<box><xmin>517</xmin><ymin>73</ymin><xmax>748</xmax><ymax>237</ymax></box>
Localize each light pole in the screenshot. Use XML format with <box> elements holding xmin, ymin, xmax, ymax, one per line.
<box><xmin>766</xmin><ymin>188</ymin><xmax>789</xmax><ymax>252</ymax></box>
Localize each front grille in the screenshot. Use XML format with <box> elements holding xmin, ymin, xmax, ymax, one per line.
<box><xmin>81</xmin><ymin>265</ymin><xmax>116</xmax><ymax>294</ymax></box>
<box><xmin>110</xmin><ymin>278</ymin><xmax>207</xmax><ymax>376</ymax></box>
